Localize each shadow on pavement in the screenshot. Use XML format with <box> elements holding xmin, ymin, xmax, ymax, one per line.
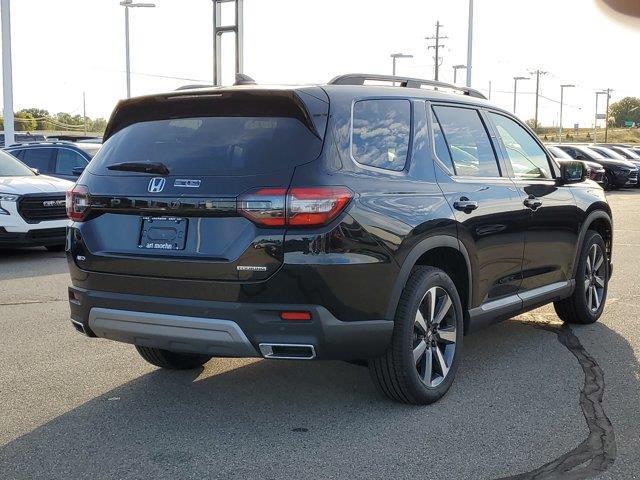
<box><xmin>0</xmin><ymin>318</ymin><xmax>637</xmax><ymax>480</ymax></box>
<box><xmin>0</xmin><ymin>248</ymin><xmax>68</xmax><ymax>281</ymax></box>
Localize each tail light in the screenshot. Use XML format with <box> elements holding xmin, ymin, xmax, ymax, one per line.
<box><xmin>66</xmin><ymin>185</ymin><xmax>90</xmax><ymax>222</ymax></box>
<box><xmin>238</xmin><ymin>186</ymin><xmax>353</xmax><ymax>228</ymax></box>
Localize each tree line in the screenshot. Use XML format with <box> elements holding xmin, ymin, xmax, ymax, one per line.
<box><xmin>0</xmin><ymin>108</ymin><xmax>108</xmax><ymax>133</ymax></box>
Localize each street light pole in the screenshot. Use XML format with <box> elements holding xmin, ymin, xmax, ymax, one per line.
<box><xmin>453</xmin><ymin>64</ymin><xmax>467</xmax><ymax>84</ymax></box>
<box><xmin>604</xmin><ymin>88</ymin><xmax>612</xmax><ymax>143</ymax></box>
<box><xmin>594</xmin><ymin>90</ymin><xmax>609</xmax><ymax>144</ymax></box>
<box><xmin>558</xmin><ymin>84</ymin><xmax>574</xmax><ymax>144</ymax></box>
<box><xmin>390</xmin><ymin>53</ymin><xmax>413</xmax><ymax>77</ymax></box>
<box><xmin>1</xmin><ymin>0</ymin><xmax>14</xmax><ymax>147</ymax></box>
<box><xmin>513</xmin><ymin>76</ymin><xmax>530</xmax><ymax>115</ymax></box>
<box><xmin>120</xmin><ymin>1</ymin><xmax>156</xmax><ymax>99</ymax></box>
<box><xmin>466</xmin><ymin>0</ymin><xmax>473</xmax><ymax>87</ymax></box>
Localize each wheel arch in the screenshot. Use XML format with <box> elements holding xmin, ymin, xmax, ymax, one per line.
<box><xmin>572</xmin><ymin>209</ymin><xmax>613</xmax><ymax>279</ymax></box>
<box><xmin>387</xmin><ymin>236</ymin><xmax>472</xmax><ymax>332</ymax></box>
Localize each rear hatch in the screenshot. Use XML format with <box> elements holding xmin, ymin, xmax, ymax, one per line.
<box><xmin>72</xmin><ymin>87</ymin><xmax>329</xmax><ymax>281</ymax></box>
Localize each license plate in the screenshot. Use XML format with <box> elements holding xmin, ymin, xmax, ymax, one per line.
<box><xmin>138</xmin><ymin>217</ymin><xmax>188</xmax><ymax>250</ymax></box>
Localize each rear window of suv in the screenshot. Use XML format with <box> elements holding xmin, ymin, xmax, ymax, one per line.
<box><xmin>89</xmin><ymin>116</ymin><xmax>323</xmax><ymax>176</ymax></box>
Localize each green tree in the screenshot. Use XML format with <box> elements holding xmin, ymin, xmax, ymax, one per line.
<box><xmin>17</xmin><ymin>108</ymin><xmax>49</xmax><ymax>130</ymax></box>
<box><xmin>91</xmin><ymin>117</ymin><xmax>107</xmax><ymax>133</ymax></box>
<box><xmin>14</xmin><ymin>112</ymin><xmax>37</xmax><ymax>131</ymax></box>
<box><xmin>609</xmin><ymin>97</ymin><xmax>640</xmax><ymax>127</ymax></box>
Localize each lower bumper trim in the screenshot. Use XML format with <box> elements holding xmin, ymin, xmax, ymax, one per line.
<box><xmin>87</xmin><ymin>307</ymin><xmax>259</xmax><ymax>357</ymax></box>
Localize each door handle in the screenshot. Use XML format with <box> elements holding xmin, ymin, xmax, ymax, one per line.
<box><xmin>453</xmin><ymin>197</ymin><xmax>479</xmax><ymax>212</ymax></box>
<box><xmin>524</xmin><ymin>195</ymin><xmax>542</xmax><ymax>210</ymax></box>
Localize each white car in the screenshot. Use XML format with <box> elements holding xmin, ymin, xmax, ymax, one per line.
<box><xmin>0</xmin><ymin>150</ymin><xmax>73</xmax><ymax>250</ymax></box>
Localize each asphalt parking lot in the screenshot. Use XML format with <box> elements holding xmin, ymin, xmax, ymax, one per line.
<box><xmin>0</xmin><ymin>191</ymin><xmax>638</xmax><ymax>480</ymax></box>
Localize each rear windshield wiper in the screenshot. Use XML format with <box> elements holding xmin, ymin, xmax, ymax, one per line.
<box><xmin>107</xmin><ymin>161</ymin><xmax>170</xmax><ymax>175</ymax></box>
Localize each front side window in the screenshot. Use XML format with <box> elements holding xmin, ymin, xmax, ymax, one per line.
<box><xmin>55</xmin><ymin>149</ymin><xmax>87</xmax><ymax>175</ymax></box>
<box><xmin>351</xmin><ymin>99</ymin><xmax>411</xmax><ymax>171</ymax></box>
<box><xmin>489</xmin><ymin>113</ymin><xmax>552</xmax><ymax>179</ymax></box>
<box><xmin>432</xmin><ymin>106</ymin><xmax>500</xmax><ymax>177</ymax></box>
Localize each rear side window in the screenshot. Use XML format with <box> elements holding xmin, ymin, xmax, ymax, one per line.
<box><xmin>432</xmin><ymin>106</ymin><xmax>500</xmax><ymax>177</ymax></box>
<box><xmin>488</xmin><ymin>112</ymin><xmax>552</xmax><ymax>179</ymax></box>
<box><xmin>351</xmin><ymin>99</ymin><xmax>411</xmax><ymax>171</ymax></box>
<box><xmin>21</xmin><ymin>148</ymin><xmax>55</xmax><ymax>173</ymax></box>
<box><xmin>90</xmin><ymin>116</ymin><xmax>323</xmax><ymax>176</ymax></box>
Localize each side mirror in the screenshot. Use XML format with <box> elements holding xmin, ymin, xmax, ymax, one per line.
<box><xmin>72</xmin><ymin>166</ymin><xmax>85</xmax><ymax>176</ymax></box>
<box><xmin>30</xmin><ymin>168</ymin><xmax>39</xmax><ymax>175</ymax></box>
<box><xmin>560</xmin><ymin>160</ymin><xmax>587</xmax><ymax>184</ymax></box>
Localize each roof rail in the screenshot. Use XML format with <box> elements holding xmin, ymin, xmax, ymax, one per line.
<box><xmin>327</xmin><ymin>73</ymin><xmax>487</xmax><ymax>99</ymax></box>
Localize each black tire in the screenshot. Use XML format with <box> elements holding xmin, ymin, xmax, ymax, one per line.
<box><xmin>135</xmin><ymin>345</ymin><xmax>212</xmax><ymax>370</ymax></box>
<box><xmin>554</xmin><ymin>231</ymin><xmax>609</xmax><ymax>325</ymax></box>
<box><xmin>368</xmin><ymin>266</ymin><xmax>464</xmax><ymax>405</ymax></box>
<box><xmin>602</xmin><ymin>172</ymin><xmax>615</xmax><ymax>191</ymax></box>
<box><xmin>45</xmin><ymin>245</ymin><xmax>65</xmax><ymax>252</ymax></box>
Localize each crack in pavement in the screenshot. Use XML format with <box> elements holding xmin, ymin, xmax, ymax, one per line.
<box><xmin>0</xmin><ymin>299</ymin><xmax>65</xmax><ymax>307</ymax></box>
<box><xmin>498</xmin><ymin>320</ymin><xmax>616</xmax><ymax>480</ymax></box>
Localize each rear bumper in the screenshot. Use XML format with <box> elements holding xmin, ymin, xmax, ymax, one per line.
<box><xmin>68</xmin><ymin>286</ymin><xmax>394</xmax><ymax>360</ymax></box>
<box><xmin>0</xmin><ymin>227</ymin><xmax>66</xmax><ymax>247</ymax></box>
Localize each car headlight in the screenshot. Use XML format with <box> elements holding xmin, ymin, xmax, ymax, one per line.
<box><xmin>0</xmin><ymin>193</ymin><xmax>19</xmax><ymax>215</ymax></box>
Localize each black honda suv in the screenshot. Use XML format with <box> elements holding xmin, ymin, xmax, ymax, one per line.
<box><xmin>66</xmin><ymin>74</ymin><xmax>613</xmax><ymax>405</ymax></box>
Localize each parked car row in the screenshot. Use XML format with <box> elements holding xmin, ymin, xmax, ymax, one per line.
<box><xmin>547</xmin><ymin>143</ymin><xmax>640</xmax><ymax>190</ymax></box>
<box><xmin>4</xmin><ymin>141</ymin><xmax>100</xmax><ymax>181</ymax></box>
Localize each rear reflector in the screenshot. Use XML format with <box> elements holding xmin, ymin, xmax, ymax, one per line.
<box><xmin>238</xmin><ymin>186</ymin><xmax>353</xmax><ymax>228</ymax></box>
<box><xmin>280</xmin><ymin>311</ymin><xmax>312</xmax><ymax>321</ymax></box>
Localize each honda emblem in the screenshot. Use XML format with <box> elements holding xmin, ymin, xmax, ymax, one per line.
<box><xmin>148</xmin><ymin>178</ymin><xmax>166</xmax><ymax>193</ymax></box>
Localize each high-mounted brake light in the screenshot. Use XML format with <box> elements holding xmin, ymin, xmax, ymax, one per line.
<box><xmin>238</xmin><ymin>186</ymin><xmax>353</xmax><ymax>228</ymax></box>
<box><xmin>66</xmin><ymin>185</ymin><xmax>90</xmax><ymax>222</ymax></box>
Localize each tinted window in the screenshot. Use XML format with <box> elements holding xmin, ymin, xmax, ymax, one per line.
<box><xmin>55</xmin><ymin>149</ymin><xmax>87</xmax><ymax>175</ymax></box>
<box><xmin>589</xmin><ymin>146</ymin><xmax>625</xmax><ymax>160</ymax></box>
<box><xmin>547</xmin><ymin>146</ymin><xmax>572</xmax><ymax>160</ymax></box>
<box><xmin>351</xmin><ymin>99</ymin><xmax>411</xmax><ymax>171</ymax></box>
<box><xmin>489</xmin><ymin>113</ymin><xmax>551</xmax><ymax>179</ymax></box>
<box><xmin>0</xmin><ymin>150</ymin><xmax>36</xmax><ymax>176</ymax></box>
<box><xmin>90</xmin><ymin>117</ymin><xmax>323</xmax><ymax>176</ymax></box>
<box><xmin>432</xmin><ymin>106</ymin><xmax>500</xmax><ymax>177</ymax></box>
<box><xmin>20</xmin><ymin>148</ymin><xmax>54</xmax><ymax>172</ymax></box>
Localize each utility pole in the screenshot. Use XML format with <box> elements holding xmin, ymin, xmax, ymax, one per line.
<box><xmin>529</xmin><ymin>69</ymin><xmax>547</xmax><ymax>133</ymax></box>
<box><xmin>1</xmin><ymin>0</ymin><xmax>14</xmax><ymax>147</ymax></box>
<box><xmin>82</xmin><ymin>92</ymin><xmax>87</xmax><ymax>135</ymax></box>
<box><xmin>426</xmin><ymin>21</ymin><xmax>448</xmax><ymax>81</ymax></box>
<box><xmin>558</xmin><ymin>84</ymin><xmax>574</xmax><ymax>144</ymax></box>
<box><xmin>466</xmin><ymin>0</ymin><xmax>473</xmax><ymax>87</ymax></box>
<box><xmin>513</xmin><ymin>76</ymin><xmax>530</xmax><ymax>115</ymax></box>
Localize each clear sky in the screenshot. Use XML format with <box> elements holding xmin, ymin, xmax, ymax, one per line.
<box><xmin>1</xmin><ymin>0</ymin><xmax>639</xmax><ymax>128</ymax></box>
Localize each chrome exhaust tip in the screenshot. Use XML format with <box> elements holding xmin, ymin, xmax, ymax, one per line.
<box><xmin>70</xmin><ymin>319</ymin><xmax>87</xmax><ymax>336</ymax></box>
<box><xmin>259</xmin><ymin>343</ymin><xmax>316</xmax><ymax>360</ymax></box>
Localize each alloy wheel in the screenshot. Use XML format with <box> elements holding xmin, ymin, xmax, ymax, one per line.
<box><xmin>413</xmin><ymin>286</ymin><xmax>457</xmax><ymax>387</ymax></box>
<box><xmin>584</xmin><ymin>244</ymin><xmax>606</xmax><ymax>313</ymax></box>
